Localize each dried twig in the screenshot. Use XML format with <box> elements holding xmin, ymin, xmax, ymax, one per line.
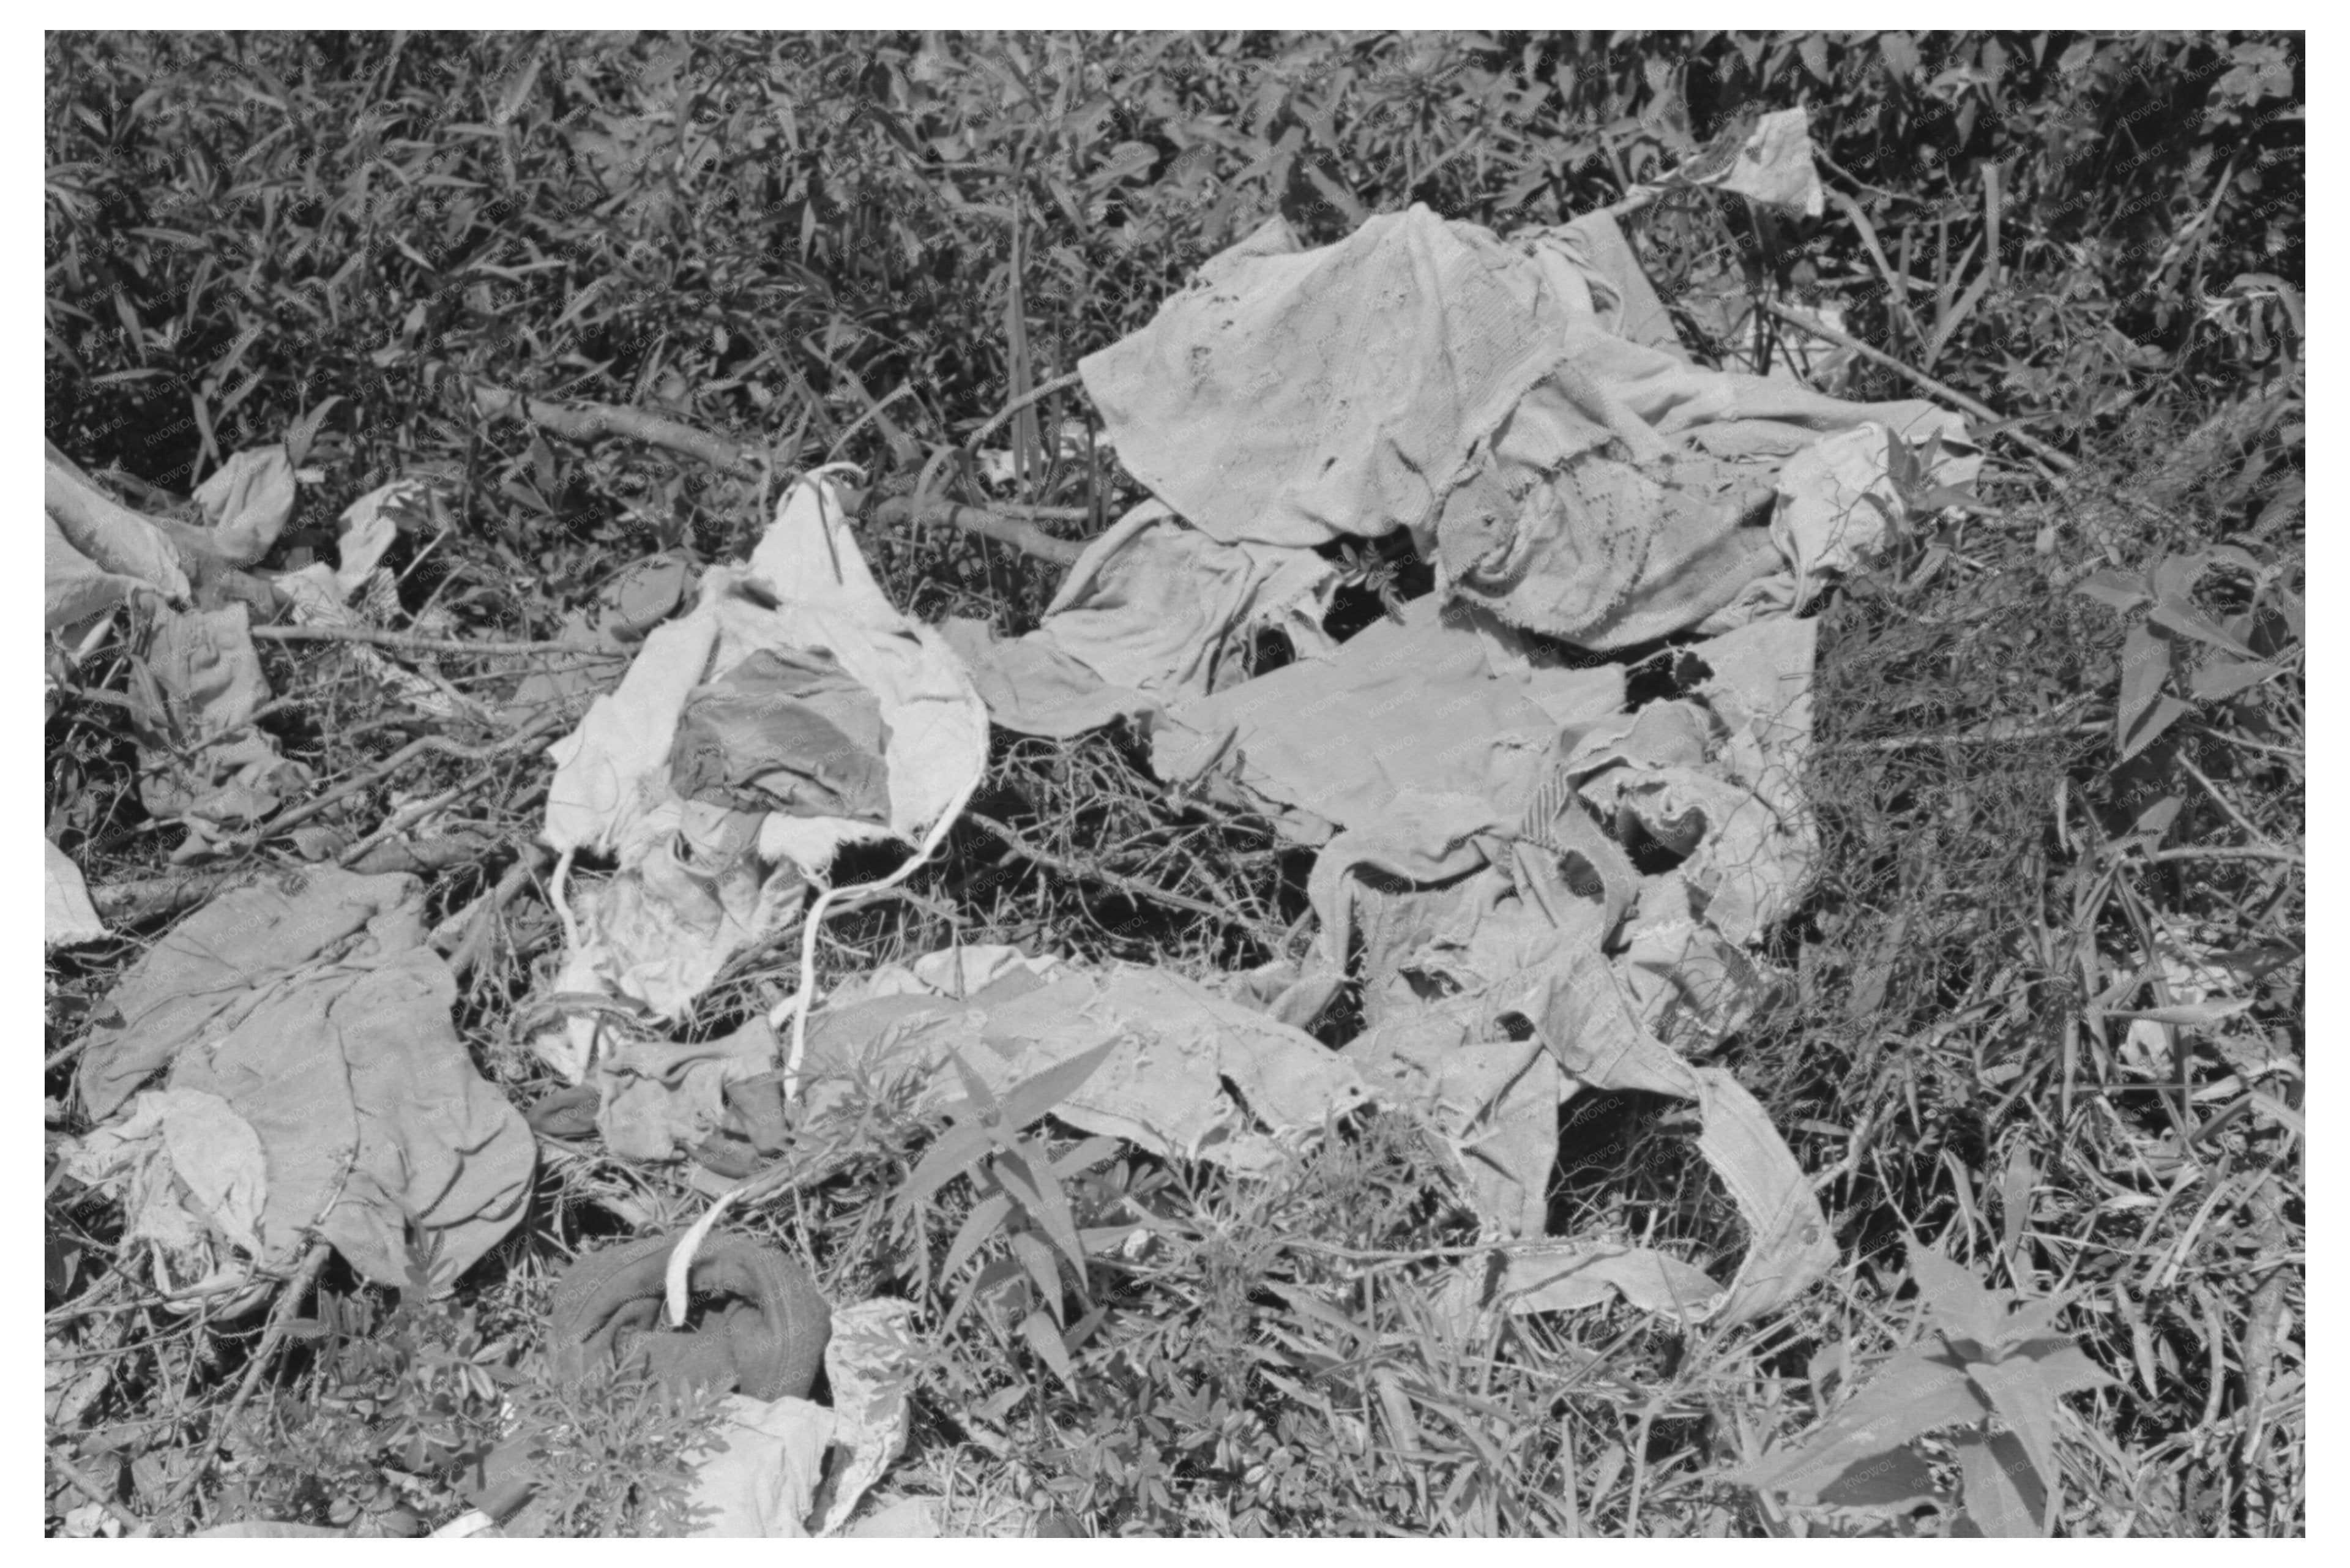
<box><xmin>963</xmin><ymin>810</ymin><xmax>1239</xmax><ymax>925</ymax></box>
<box><xmin>248</xmin><ymin>708</ymin><xmax>565</xmax><ymax>846</ymax></box>
<box><xmin>48</xmin><ymin>1450</ymin><xmax>151</xmax><ymax>1537</ymax></box>
<box><xmin>960</xmin><ymin>368</ymin><xmax>1084</xmax><ymax>455</ymax></box>
<box><xmin>249</xmin><ymin>624</ymin><xmax>625</xmax><ymax>659</ymax></box>
<box><xmin>862</xmin><ymin>493</ymin><xmax>1084</xmax><ymax>567</ymax></box>
<box><xmin>469</xmin><ymin>379</ymin><xmax>1087</xmax><ymax>567</ymax></box>
<box><xmin>443</xmin><ymin>843</ymin><xmax>554</xmax><ymax>982</ymax></box>
<box><xmin>470</xmin><ymin>382</ymin><xmax>764</xmax><ymax>477</ymax></box>
<box><xmin>1759</xmin><ymin>299</ymin><xmax>2078</xmax><ymax>476</ymax></box>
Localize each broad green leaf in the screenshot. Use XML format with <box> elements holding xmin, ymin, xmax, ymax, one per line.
<box><xmin>1813</xmin><ymin>1441</ymin><xmax>1941</xmax><ymax>1513</ymax></box>
<box><xmin>1725</xmin><ymin>1345</ymin><xmax>1986</xmax><ymax>1500</ymax></box>
<box><xmin>2073</xmin><ymin>568</ymin><xmax>2149</xmax><ymax>613</ymax></box>
<box><xmin>2149</xmin><ymin>551</ymin><xmax>2209</xmax><ymax>608</ymax></box>
<box><xmin>1020</xmin><ymin>1307</ymin><xmax>1076</xmax><ymax>1386</ymax></box>
<box><xmin>1909</xmin><ymin>1244</ymin><xmax>2003</xmax><ymax>1353</ymax></box>
<box><xmin>1964</xmin><ymin>1357</ymin><xmax>2060</xmax><ymax>1502</ymax></box>
<box><xmin>1009</xmin><ymin>1230</ymin><xmax>1067</xmax><ymax>1323</ymax></box>
<box><xmin>2113</xmin><ymin>998</ymin><xmax>2253</xmax><ymax>1028</ymax></box>
<box><xmin>1952</xmin><ymin>1428</ymin><xmax>2046</xmax><ymax>1537</ymax></box>
<box><xmin>1994</xmin><ymin>1298</ymin><xmax>2064</xmax><ymax>1350</ymax></box>
<box><xmin>2010</xmin><ymin>1340</ymin><xmax>2116</xmax><ymax>1398</ymax></box>
<box><xmin>2149</xmin><ymin>597</ymin><xmax>2258</xmax><ymax>659</ymax></box>
<box><xmin>2189</xmin><ymin>654</ymin><xmax>2282</xmax><ymax>702</ymax></box>
<box><xmin>1049</xmin><ymin>1135</ymin><xmax>1123</xmax><ymax>1179</ymax></box>
<box><xmin>944</xmin><ymin>1046</ymin><xmax>1001</xmax><ymax>1119</ymax></box>
<box><xmin>2116</xmin><ymin>624</ymin><xmax>2181</xmax><ymax>761</ymax></box>
<box><xmin>1373</xmin><ymin>1368</ymin><xmax>1421</xmax><ymax>1454</ymax></box>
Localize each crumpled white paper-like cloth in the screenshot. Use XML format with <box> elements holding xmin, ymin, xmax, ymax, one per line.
<box><xmin>1081</xmin><ymin>190</ymin><xmax>1975</xmax><ymax>650</ymax></box>
<box><xmin>800</xmin><ymin>955</ymin><xmax>1369</xmax><ymax>1174</ymax></box>
<box><xmin>537</xmin><ymin>473</ymin><xmax>988</xmax><ymax>1082</ymax></box>
<box><xmin>942</xmin><ymin>500</ymin><xmax>1340</xmax><ymax>738</ymax></box>
<box><xmin>685</xmin><ymin>1297</ymin><xmax>920</xmax><ymax>1537</ymax></box>
<box><xmin>64</xmin><ymin>868</ymin><xmax>534</xmax><ymax>1296</ymax></box>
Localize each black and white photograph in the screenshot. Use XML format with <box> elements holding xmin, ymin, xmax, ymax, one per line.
<box><xmin>39</xmin><ymin>26</ymin><xmax>2307</xmax><ymax>1539</ymax></box>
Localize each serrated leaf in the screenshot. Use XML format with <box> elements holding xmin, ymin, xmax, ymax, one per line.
<box><xmin>1726</xmin><ymin>1345</ymin><xmax>1987</xmax><ymax>1500</ymax></box>
<box><xmin>1952</xmin><ymin>1428</ymin><xmax>2046</xmax><ymax>1536</ymax></box>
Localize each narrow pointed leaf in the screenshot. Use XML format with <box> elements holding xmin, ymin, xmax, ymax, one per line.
<box><xmin>998</xmin><ymin>1037</ymin><xmax>1120</xmax><ymax>1130</ymax></box>
<box><xmin>1009</xmin><ymin>1231</ymin><xmax>1067</xmax><ymax>1323</ymax></box>
<box><xmin>941</xmin><ymin>1191</ymin><xmax>1015</xmax><ymax>1284</ymax></box>
<box><xmin>901</xmin><ymin>1119</ymin><xmax>994</xmax><ymax>1211</ymax></box>
<box><xmin>1020</xmin><ymin>1306</ymin><xmax>1076</xmax><ymax>1386</ymax></box>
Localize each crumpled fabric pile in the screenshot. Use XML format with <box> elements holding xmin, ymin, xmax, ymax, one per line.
<box><xmin>796</xmin><ymin>944</ymin><xmax>1370</xmax><ymax>1174</ymax></box>
<box><xmin>911</xmin><ymin>115</ymin><xmax>1971</xmax><ymax>1326</ymax></box>
<box><xmin>505</xmin><ymin>114</ymin><xmax>1963</xmax><ymax>1330</ymax></box>
<box><xmin>63</xmin><ymin>867</ymin><xmax>534</xmax><ymax>1301</ymax></box>
<box><xmin>42</xmin><ymin>449</ymin><xmax>420</xmax><ymax>940</ymax></box>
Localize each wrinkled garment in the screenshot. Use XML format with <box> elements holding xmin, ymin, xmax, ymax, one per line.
<box><xmin>1152</xmin><ymin>592</ymin><xmax>1624</xmax><ymax>851</ymax></box>
<box><xmin>671</xmin><ymin>645</ymin><xmax>894</xmax><ymax>821</ymax></box>
<box><xmin>799</xmin><ymin>958</ymin><xmax>1368</xmax><ymax>1173</ymax></box>
<box><xmin>1082</xmin><ymin>201</ymin><xmax>1976</xmax><ymax>648</ymax></box>
<box><xmin>941</xmin><ymin>502</ymin><xmax>1339</xmax><ymax>739</ymax></box>
<box><xmin>67</xmin><ymin>868</ymin><xmax>532</xmax><ymax>1291</ymax></box>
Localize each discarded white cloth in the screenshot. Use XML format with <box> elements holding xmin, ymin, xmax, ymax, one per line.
<box><xmin>684</xmin><ymin>1298</ymin><xmax>919</xmax><ymax>1537</ymax></box>
<box><xmin>1081</xmin><ymin>197</ymin><xmax>1976</xmax><ymax>649</ymax></box>
<box><xmin>539</xmin><ymin>474</ymin><xmax>988</xmax><ymax>1079</ymax></box>
<box><xmin>66</xmin><ymin>868</ymin><xmax>533</xmax><ymax>1293</ymax></box>
<box><xmin>1152</xmin><ymin>592</ymin><xmax>1624</xmax><ymax>851</ymax></box>
<box><xmin>800</xmin><ymin>957</ymin><xmax>1369</xmax><ymax>1173</ymax></box>
<box><xmin>45</xmin><ymin>837</ymin><xmax>105</xmax><ymax>948</ymax></box>
<box><xmin>942</xmin><ymin>501</ymin><xmax>1340</xmax><ymax>737</ymax></box>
